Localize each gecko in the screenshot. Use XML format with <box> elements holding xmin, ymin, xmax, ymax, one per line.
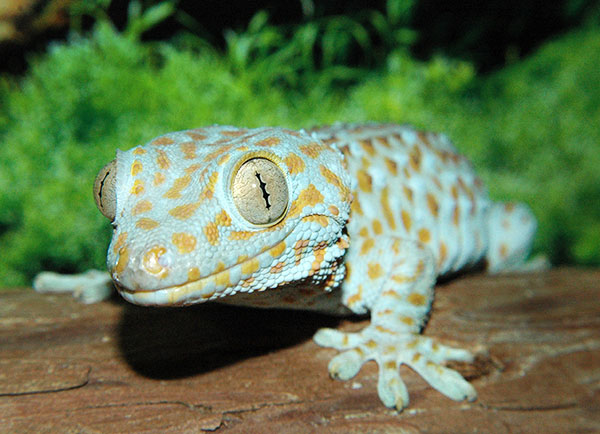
<box><xmin>34</xmin><ymin>123</ymin><xmax>541</xmax><ymax>411</ymax></box>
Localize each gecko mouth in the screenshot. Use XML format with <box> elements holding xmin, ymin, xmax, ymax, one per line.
<box><xmin>115</xmin><ymin>228</ymin><xmax>297</xmax><ymax>307</ymax></box>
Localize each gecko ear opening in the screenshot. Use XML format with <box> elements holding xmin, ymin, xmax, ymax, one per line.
<box><xmin>93</xmin><ymin>159</ymin><xmax>117</xmax><ymax>221</ymax></box>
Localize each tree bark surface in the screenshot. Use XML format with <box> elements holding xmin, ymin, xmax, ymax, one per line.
<box><xmin>1</xmin><ymin>268</ymin><xmax>599</xmax><ymax>433</ymax></box>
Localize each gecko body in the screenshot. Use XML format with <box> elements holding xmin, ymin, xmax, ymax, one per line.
<box><xmin>36</xmin><ymin>123</ymin><xmax>538</xmax><ymax>410</ymax></box>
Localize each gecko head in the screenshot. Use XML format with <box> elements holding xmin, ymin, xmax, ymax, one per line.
<box><xmin>94</xmin><ymin>126</ymin><xmax>352</xmax><ymax>306</ymax></box>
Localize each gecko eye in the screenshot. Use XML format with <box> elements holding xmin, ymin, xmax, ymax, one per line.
<box><xmin>231</xmin><ymin>157</ymin><xmax>288</xmax><ymax>226</ymax></box>
<box><xmin>93</xmin><ymin>159</ymin><xmax>117</xmax><ymax>221</ymax></box>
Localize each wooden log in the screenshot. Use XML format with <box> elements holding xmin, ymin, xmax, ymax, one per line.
<box><xmin>1</xmin><ymin>268</ymin><xmax>599</xmax><ymax>432</ymax></box>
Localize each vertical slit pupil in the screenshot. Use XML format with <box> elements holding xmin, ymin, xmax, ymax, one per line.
<box><xmin>255</xmin><ymin>172</ymin><xmax>271</xmax><ymax>209</ymax></box>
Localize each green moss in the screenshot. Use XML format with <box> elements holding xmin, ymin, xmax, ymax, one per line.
<box><xmin>0</xmin><ymin>18</ymin><xmax>598</xmax><ymax>288</ymax></box>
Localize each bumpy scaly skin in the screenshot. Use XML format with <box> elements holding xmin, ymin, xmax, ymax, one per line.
<box><xmin>35</xmin><ymin>123</ymin><xmax>538</xmax><ymax>410</ymax></box>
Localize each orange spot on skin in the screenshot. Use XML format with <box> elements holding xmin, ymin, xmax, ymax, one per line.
<box><xmin>131</xmin><ymin>160</ymin><xmax>143</xmax><ymax>176</ymax></box>
<box><xmin>499</xmin><ymin>243</ymin><xmax>508</xmax><ymax>259</ymax></box>
<box><xmin>453</xmin><ymin>206</ymin><xmax>460</xmax><ymax>226</ymax></box>
<box><xmin>201</xmin><ymin>291</ymin><xmax>216</xmax><ymax>300</ymax></box>
<box><xmin>409</xmin><ymin>145</ymin><xmax>422</xmax><ymax>171</ymax></box>
<box><xmin>302</xmin><ymin>215</ymin><xmax>329</xmax><ymax>227</ymax></box>
<box><xmin>172</xmin><ymin>232</ymin><xmax>197</xmax><ymax>254</ymax></box>
<box><xmin>451</xmin><ymin>184</ymin><xmax>459</xmax><ymax>200</ymax></box>
<box><xmin>403</xmin><ymin>186</ymin><xmax>413</xmax><ymax>203</ymax></box>
<box><xmin>132</xmin><ymin>200</ymin><xmax>153</xmax><ymax>216</ymax></box>
<box><xmin>311</xmin><ymin>247</ymin><xmax>327</xmax><ymax>274</ymax></box>
<box><xmin>382</xmin><ymin>289</ymin><xmax>401</xmax><ymax>299</ymax></box>
<box><xmin>357</xmin><ymin>170</ymin><xmax>372</xmax><ymax>192</ymax></box>
<box><xmin>329</xmin><ymin>205</ymin><xmax>339</xmax><ymax>216</ymax></box>
<box><xmin>203</xmin><ymin>146</ymin><xmax>232</xmax><ymax>163</ymax></box>
<box><xmin>269</xmin><ymin>241</ymin><xmax>286</xmax><ymax>258</ymax></box>
<box><xmin>169</xmin><ymin>202</ymin><xmax>201</xmax><ymax>220</ymax></box>
<box><xmin>400</xmin><ymin>316</ymin><xmax>415</xmax><ymax>326</ymax></box>
<box><xmin>180</xmin><ymin>141</ymin><xmax>197</xmax><ymax>159</ymax></box>
<box><xmin>131</xmin><ymin>179</ymin><xmax>145</xmax><ymax>195</ymax></box>
<box><xmin>114</xmin><ymin>245</ymin><xmax>129</xmax><ymax>274</ymax></box>
<box><xmin>391</xmin><ymin>274</ymin><xmax>411</xmax><ymax>283</ymax></box>
<box><xmin>154</xmin><ymin>172</ymin><xmax>166</xmax><ymax>186</ymax></box>
<box><xmin>156</xmin><ymin>150</ymin><xmax>171</xmax><ymax>169</ymax></box>
<box><xmin>152</xmin><ymin>137</ymin><xmax>175</xmax><ymax>146</ymax></box>
<box><xmin>385</xmin><ymin>158</ymin><xmax>398</xmax><ymax>176</ymax></box>
<box><xmin>376</xmin><ymin>136</ymin><xmax>391</xmax><ymax>148</ymax></box>
<box><xmin>346</xmin><ymin>285</ymin><xmax>363</xmax><ymax>306</ymax></box>
<box><xmin>287</xmin><ymin>184</ymin><xmax>324</xmax><ymax>218</ymax></box>
<box><xmin>299</xmin><ymin>143</ymin><xmax>323</xmax><ymax>158</ymax></box>
<box><xmin>136</xmin><ymin>218</ymin><xmax>159</xmax><ymax>230</ymax></box>
<box><xmin>392</xmin><ymin>239</ymin><xmax>401</xmax><ymax>254</ymax></box>
<box><xmin>320</xmin><ymin>165</ymin><xmax>350</xmax><ymax>201</ymax></box>
<box><xmin>360</xmin><ymin>238</ymin><xmax>375</xmax><ymax>255</ymax></box>
<box><xmin>372</xmin><ymin>219</ymin><xmax>383</xmax><ymax>235</ymax></box>
<box><xmin>407</xmin><ymin>293</ymin><xmax>427</xmax><ymax>306</ymax></box>
<box><xmin>240</xmin><ymin>277</ymin><xmax>255</xmax><ymax>288</ymax></box>
<box><xmin>163</xmin><ymin>175</ymin><xmax>192</xmax><ymax>199</ymax></box>
<box><xmin>401</xmin><ymin>210</ymin><xmax>412</xmax><ymax>232</ymax></box>
<box><xmin>221</xmin><ymin>129</ymin><xmax>248</xmax><ymax>137</ymax></box>
<box><xmin>241</xmin><ymin>258</ymin><xmax>260</xmax><ymax>275</ymax></box>
<box><xmin>215</xmin><ymin>270</ymin><xmax>230</xmax><ymax>286</ymax></box>
<box><xmin>284</xmin><ymin>153</ymin><xmax>306</xmax><ymax>175</ymax></box>
<box><xmin>377</xmin><ymin>309</ymin><xmax>393</xmax><ymax>316</ymax></box>
<box><xmin>294</xmin><ymin>239</ymin><xmax>309</xmax><ymax>265</ymax></box>
<box><xmin>112</xmin><ymin>232</ymin><xmax>128</xmax><ymax>254</ymax></box>
<box><xmin>439</xmin><ymin>242</ymin><xmax>448</xmax><ymax>266</ymax></box>
<box><xmin>215</xmin><ymin>210</ymin><xmax>232</xmax><ymax>227</ymax></box>
<box><xmin>186</xmin><ymin>131</ymin><xmax>207</xmax><ymax>141</ymax></box>
<box><xmin>365</xmin><ymin>339</ymin><xmax>377</xmax><ymax>349</ymax></box>
<box><xmin>375</xmin><ymin>325</ymin><xmax>395</xmax><ymax>334</ymax></box>
<box><xmin>203</xmin><ymin>222</ymin><xmax>220</xmax><ymax>246</ymax></box>
<box><xmin>218</xmin><ymin>154</ymin><xmax>230</xmax><ymax>165</ymax></box>
<box><xmin>143</xmin><ymin>246</ymin><xmax>169</xmax><ymax>278</ymax></box>
<box><xmin>350</xmin><ymin>195</ymin><xmax>363</xmax><ymax>216</ymax></box>
<box><xmin>255</xmin><ymin>137</ymin><xmax>281</xmax><ymax>147</ymax></box>
<box><xmin>381</xmin><ymin>187</ymin><xmax>396</xmax><ymax>230</ymax></box>
<box><xmin>361</xmin><ymin>156</ymin><xmax>371</xmax><ymax>169</ymax></box>
<box><xmin>188</xmin><ymin>267</ymin><xmax>201</xmax><ymax>281</ymax></box>
<box><xmin>418</xmin><ymin>228</ymin><xmax>431</xmax><ymax>243</ymax></box>
<box><xmin>229</xmin><ymin>231</ymin><xmax>257</xmax><ymax>240</ymax></box>
<box><xmin>132</xmin><ymin>147</ymin><xmax>146</xmax><ymax>155</ymax></box>
<box><xmin>368</xmin><ymin>263</ymin><xmax>384</xmax><ymax>279</ymax></box>
<box><xmin>426</xmin><ymin>193</ymin><xmax>440</xmax><ymax>217</ymax></box>
<box><xmin>270</xmin><ymin>262</ymin><xmax>285</xmax><ymax>274</ymax></box>
<box><xmin>200</xmin><ymin>172</ymin><xmax>219</xmax><ymax>201</ymax></box>
<box><xmin>359</xmin><ymin>139</ymin><xmax>375</xmax><ymax>156</ymax></box>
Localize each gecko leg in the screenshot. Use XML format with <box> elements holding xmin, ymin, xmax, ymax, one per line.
<box><xmin>314</xmin><ymin>237</ymin><xmax>476</xmax><ymax>411</ymax></box>
<box><xmin>33</xmin><ymin>270</ymin><xmax>113</xmax><ymax>303</ymax></box>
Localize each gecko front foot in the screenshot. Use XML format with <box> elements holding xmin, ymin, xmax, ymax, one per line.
<box><xmin>314</xmin><ymin>325</ymin><xmax>477</xmax><ymax>411</ymax></box>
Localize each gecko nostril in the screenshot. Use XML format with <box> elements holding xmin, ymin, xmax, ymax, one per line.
<box><xmin>142</xmin><ymin>245</ymin><xmax>171</xmax><ymax>279</ymax></box>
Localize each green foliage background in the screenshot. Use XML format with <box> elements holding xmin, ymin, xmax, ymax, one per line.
<box><xmin>0</xmin><ymin>0</ymin><xmax>598</xmax><ymax>287</ymax></box>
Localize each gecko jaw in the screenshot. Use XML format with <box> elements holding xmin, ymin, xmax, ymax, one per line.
<box><xmin>115</xmin><ymin>229</ymin><xmax>296</xmax><ymax>306</ymax></box>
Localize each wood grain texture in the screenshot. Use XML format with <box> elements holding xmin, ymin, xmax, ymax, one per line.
<box><xmin>1</xmin><ymin>268</ymin><xmax>599</xmax><ymax>433</ymax></box>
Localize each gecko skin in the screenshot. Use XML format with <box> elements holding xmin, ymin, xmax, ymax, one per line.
<box><xmin>37</xmin><ymin>123</ymin><xmax>538</xmax><ymax>410</ymax></box>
